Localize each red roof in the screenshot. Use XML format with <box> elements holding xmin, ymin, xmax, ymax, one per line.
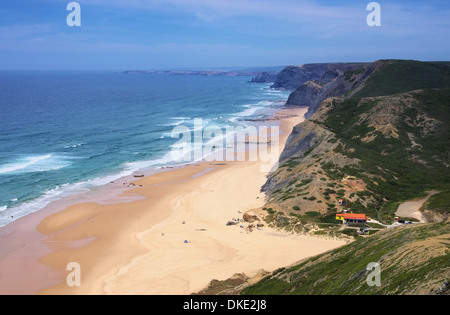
<box><xmin>342</xmin><ymin>213</ymin><xmax>367</xmax><ymax>220</ymax></box>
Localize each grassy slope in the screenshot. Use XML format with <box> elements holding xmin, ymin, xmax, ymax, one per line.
<box><xmin>353</xmin><ymin>60</ymin><xmax>450</xmax><ymax>98</ymax></box>
<box><xmin>317</xmin><ymin>61</ymin><xmax>450</xmax><ymax>222</ymax></box>
<box><xmin>320</xmin><ymin>89</ymin><xmax>450</xmax><ymax>222</ymax></box>
<box><xmin>242</xmin><ymin>60</ymin><xmax>450</xmax><ymax>295</ymax></box>
<box><xmin>242</xmin><ymin>223</ymin><xmax>449</xmax><ymax>295</ymax></box>
<box><xmin>260</xmin><ymin>60</ymin><xmax>450</xmax><ymax>225</ymax></box>
<box><xmin>423</xmin><ymin>191</ymin><xmax>450</xmax><ymax>215</ymax></box>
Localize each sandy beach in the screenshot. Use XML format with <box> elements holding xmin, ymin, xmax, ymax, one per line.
<box><xmin>0</xmin><ymin>106</ymin><xmax>346</xmax><ymax>295</ymax></box>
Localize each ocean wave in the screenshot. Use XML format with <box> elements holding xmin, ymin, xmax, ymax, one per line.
<box><xmin>123</xmin><ymin>151</ymin><xmax>177</xmax><ymax>171</ymax></box>
<box><xmin>171</xmin><ymin>116</ymin><xmax>191</xmax><ymax>120</ymax></box>
<box><xmin>156</xmin><ymin>116</ymin><xmax>192</xmax><ymax>128</ymax></box>
<box><xmin>0</xmin><ymin>167</ymin><xmax>150</xmax><ymax>227</ymax></box>
<box><xmin>227</xmin><ymin>107</ymin><xmax>261</xmax><ymax>123</ymax></box>
<box><xmin>0</xmin><ymin>76</ymin><xmax>291</xmax><ymax>228</ymax></box>
<box><xmin>0</xmin><ymin>154</ymin><xmax>51</xmax><ymax>174</ymax></box>
<box><xmin>0</xmin><ymin>154</ymin><xmax>72</xmax><ymax>175</ymax></box>
<box><xmin>160</xmin><ymin>120</ymin><xmax>186</xmax><ymax>127</ymax></box>
<box><xmin>0</xmin><ymin>182</ymin><xmax>85</xmax><ymax>227</ymax></box>
<box><xmin>257</xmin><ymin>100</ymin><xmax>274</xmax><ymax>106</ymax></box>
<box><xmin>236</xmin><ymin>107</ymin><xmax>260</xmax><ymax>117</ymax></box>
<box><xmin>0</xmin><ymin>151</ymin><xmax>183</xmax><ymax>227</ymax></box>
<box><xmin>64</xmin><ymin>143</ymin><xmax>86</xmax><ymax>149</ymax></box>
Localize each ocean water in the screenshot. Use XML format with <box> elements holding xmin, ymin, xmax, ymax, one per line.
<box><xmin>0</xmin><ymin>71</ymin><xmax>290</xmax><ymax>227</ymax></box>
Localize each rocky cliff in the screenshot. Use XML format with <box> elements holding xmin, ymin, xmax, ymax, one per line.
<box><xmin>253</xmin><ymin>62</ymin><xmax>374</xmax><ymax>118</ymax></box>
<box><xmin>249</xmin><ymin>71</ymin><xmax>278</xmax><ymax>83</ymax></box>
<box><xmin>197</xmin><ymin>60</ymin><xmax>450</xmax><ymax>296</ymax></box>
<box><xmin>270</xmin><ymin>63</ymin><xmax>340</xmax><ymax>90</ymax></box>
<box><xmin>286</xmin><ymin>63</ymin><xmax>377</xmax><ymax>118</ymax></box>
<box><xmin>261</xmin><ymin>59</ymin><xmax>450</xmax><ymax>225</ymax></box>
<box><xmin>271</xmin><ymin>63</ymin><xmax>370</xmax><ymax>89</ymax></box>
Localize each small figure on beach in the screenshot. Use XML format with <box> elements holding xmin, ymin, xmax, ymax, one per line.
<box><xmin>184</xmin><ymin>240</ymin><xmax>190</xmax><ymax>244</ymax></box>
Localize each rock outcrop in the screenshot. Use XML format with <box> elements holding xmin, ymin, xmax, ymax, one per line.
<box><xmin>194</xmin><ymin>269</ymin><xmax>270</xmax><ymax>295</ymax></box>
<box><xmin>242</xmin><ymin>212</ymin><xmax>260</xmax><ymax>223</ymax></box>
<box><xmin>270</xmin><ymin>64</ymin><xmax>336</xmax><ymax>90</ymax></box>
<box><xmin>262</xmin><ymin>60</ymin><xmax>450</xmax><ymax>223</ymax></box>
<box><xmin>270</xmin><ymin>63</ymin><xmax>370</xmax><ymax>90</ymax></box>
<box><xmin>285</xmin><ymin>62</ymin><xmax>376</xmax><ymax>118</ymax></box>
<box><xmin>249</xmin><ymin>71</ymin><xmax>278</xmax><ymax>83</ymax></box>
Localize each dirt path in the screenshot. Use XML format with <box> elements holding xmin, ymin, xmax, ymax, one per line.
<box><xmin>396</xmin><ymin>191</ymin><xmax>439</xmax><ymax>223</ymax></box>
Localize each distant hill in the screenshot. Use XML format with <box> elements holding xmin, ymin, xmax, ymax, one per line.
<box><xmin>249</xmin><ymin>72</ymin><xmax>278</xmax><ymax>83</ymax></box>
<box><xmin>122</xmin><ymin>66</ymin><xmax>285</xmax><ymax>77</ymax></box>
<box><xmin>122</xmin><ymin>69</ymin><xmax>261</xmax><ymax>76</ymax></box>
<box><xmin>352</xmin><ymin>60</ymin><xmax>450</xmax><ymax>98</ymax></box>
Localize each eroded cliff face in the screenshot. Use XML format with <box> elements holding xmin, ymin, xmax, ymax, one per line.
<box><xmin>202</xmin><ymin>60</ymin><xmax>450</xmax><ymax>297</ymax></box>
<box><xmin>285</xmin><ymin>62</ymin><xmax>376</xmax><ymax>118</ymax></box>
<box><xmin>258</xmin><ymin>62</ymin><xmax>378</xmax><ymax>213</ymax></box>
<box><xmin>249</xmin><ymin>71</ymin><xmax>278</xmax><ymax>83</ymax></box>
<box><xmin>271</xmin><ymin>63</ymin><xmax>371</xmax><ymax>89</ymax></box>
<box><xmin>270</xmin><ymin>64</ymin><xmax>338</xmax><ymax>90</ymax></box>
<box><xmin>260</xmin><ymin>60</ymin><xmax>450</xmax><ymax>224</ymax></box>
<box><xmin>260</xmin><ymin>97</ymin><xmax>361</xmax><ymax>216</ymax></box>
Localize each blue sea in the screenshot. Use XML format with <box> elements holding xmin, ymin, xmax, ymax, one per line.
<box><xmin>0</xmin><ymin>71</ymin><xmax>290</xmax><ymax>227</ymax></box>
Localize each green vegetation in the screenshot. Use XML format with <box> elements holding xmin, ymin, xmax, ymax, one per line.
<box><xmin>249</xmin><ymin>60</ymin><xmax>450</xmax><ymax>296</ymax></box>
<box><xmin>320</xmin><ymin>213</ymin><xmax>340</xmax><ymax>224</ymax></box>
<box><xmin>353</xmin><ymin>60</ymin><xmax>450</xmax><ymax>98</ymax></box>
<box><xmin>340</xmin><ymin>228</ymin><xmax>360</xmax><ymax>238</ymax></box>
<box><xmin>287</xmin><ymin>211</ymin><xmax>339</xmax><ymax>228</ymax></box>
<box><xmin>423</xmin><ymin>191</ymin><xmax>450</xmax><ymax>214</ymax></box>
<box><xmin>242</xmin><ymin>223</ymin><xmax>450</xmax><ymax>295</ymax></box>
<box><xmin>263</xmin><ymin>207</ymin><xmax>276</xmax><ymax>215</ymax></box>
<box><xmin>303</xmin><ymin>148</ymin><xmax>314</xmax><ymax>157</ymax></box>
<box><xmin>305</xmin><ymin>211</ymin><xmax>321</xmax><ymax>218</ymax></box>
<box><xmin>344</xmin><ymin>66</ymin><xmax>367</xmax><ymax>81</ymax></box>
<box><xmin>281</xmin><ymin>157</ymin><xmax>302</xmax><ymax>169</ymax></box>
<box><xmin>318</xmin><ymin>65</ymin><xmax>450</xmax><ymax>222</ymax></box>
<box><xmin>295</xmin><ymin>178</ymin><xmax>313</xmax><ymax>187</ymax></box>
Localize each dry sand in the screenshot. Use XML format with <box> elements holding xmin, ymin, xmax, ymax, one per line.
<box><xmin>0</xmin><ymin>107</ymin><xmax>346</xmax><ymax>295</ymax></box>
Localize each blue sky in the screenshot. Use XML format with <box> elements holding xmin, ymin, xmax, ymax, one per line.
<box><xmin>1</xmin><ymin>0</ymin><xmax>449</xmax><ymax>70</ymax></box>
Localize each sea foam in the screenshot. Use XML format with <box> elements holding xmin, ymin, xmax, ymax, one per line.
<box><xmin>0</xmin><ymin>154</ymin><xmax>72</xmax><ymax>175</ymax></box>
<box><xmin>0</xmin><ymin>72</ymin><xmax>290</xmax><ymax>228</ymax></box>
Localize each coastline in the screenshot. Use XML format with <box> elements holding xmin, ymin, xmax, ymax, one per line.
<box><xmin>0</xmin><ymin>106</ymin><xmax>346</xmax><ymax>295</ymax></box>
